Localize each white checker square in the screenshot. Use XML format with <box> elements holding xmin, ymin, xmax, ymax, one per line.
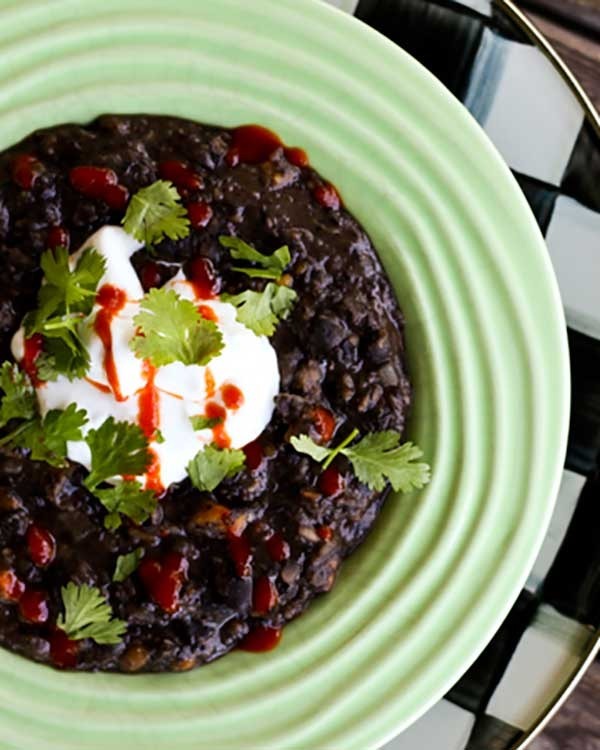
<box><xmin>486</xmin><ymin>606</ymin><xmax>592</xmax><ymax>729</ymax></box>
<box><xmin>451</xmin><ymin>0</ymin><xmax>492</xmax><ymax>15</ymax></box>
<box><xmin>526</xmin><ymin>470</ymin><xmax>586</xmax><ymax>592</ymax></box>
<box><xmin>546</xmin><ymin>195</ymin><xmax>600</xmax><ymax>339</ymax></box>
<box><xmin>465</xmin><ymin>31</ymin><xmax>584</xmax><ymax>185</ymax></box>
<box><xmin>323</xmin><ymin>0</ymin><xmax>359</xmax><ymax>13</ymax></box>
<box><xmin>383</xmin><ymin>699</ymin><xmax>474</xmax><ymax>750</ymax></box>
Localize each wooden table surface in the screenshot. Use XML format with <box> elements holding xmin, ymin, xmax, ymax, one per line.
<box><xmin>517</xmin><ymin>1</ymin><xmax>600</xmax><ymax>747</ymax></box>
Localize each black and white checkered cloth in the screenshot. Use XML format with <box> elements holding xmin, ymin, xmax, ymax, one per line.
<box><xmin>322</xmin><ymin>1</ymin><xmax>600</xmax><ymax>747</ymax></box>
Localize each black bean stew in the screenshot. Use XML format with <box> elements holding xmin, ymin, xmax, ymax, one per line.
<box><xmin>0</xmin><ymin>115</ymin><xmax>411</xmax><ymax>671</ymax></box>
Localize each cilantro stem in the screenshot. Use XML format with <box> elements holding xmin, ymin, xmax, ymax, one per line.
<box><xmin>322</xmin><ymin>427</ymin><xmax>360</xmax><ymax>470</ymax></box>
<box><xmin>0</xmin><ymin>421</ymin><xmax>31</xmax><ymax>447</ymax></box>
<box><xmin>43</xmin><ymin>313</ymin><xmax>85</xmax><ymax>331</ymax></box>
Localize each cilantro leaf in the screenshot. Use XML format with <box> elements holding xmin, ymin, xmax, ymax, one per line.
<box><xmin>0</xmin><ymin>362</ymin><xmax>36</xmax><ymax>428</ymax></box>
<box><xmin>122</xmin><ymin>180</ymin><xmax>190</xmax><ymax>246</ymax></box>
<box><xmin>187</xmin><ymin>444</ymin><xmax>246</xmax><ymax>492</ymax></box>
<box><xmin>84</xmin><ymin>417</ymin><xmax>151</xmax><ymax>490</ymax></box>
<box><xmin>131</xmin><ymin>287</ymin><xmax>223</xmax><ymax>367</ymax></box>
<box><xmin>220</xmin><ymin>236</ymin><xmax>291</xmax><ymax>280</ymax></box>
<box><xmin>96</xmin><ymin>480</ymin><xmax>158</xmax><ymax>530</ymax></box>
<box><xmin>221</xmin><ymin>283</ymin><xmax>297</xmax><ymax>336</ymax></box>
<box><xmin>287</xmin><ymin>434</ymin><xmax>331</xmax><ymax>463</ymax></box>
<box><xmin>39</xmin><ymin>246</ymin><xmax>105</xmax><ymax>316</ymax></box>
<box><xmin>35</xmin><ymin>333</ymin><xmax>90</xmax><ymax>382</ymax></box>
<box><xmin>113</xmin><ymin>548</ymin><xmax>144</xmax><ymax>583</ymax></box>
<box><xmin>345</xmin><ymin>433</ymin><xmax>431</xmax><ymax>492</ymax></box>
<box><xmin>17</xmin><ymin>403</ymin><xmax>87</xmax><ymax>468</ymax></box>
<box><xmin>57</xmin><ymin>582</ymin><xmax>126</xmax><ymax>645</ymax></box>
<box><xmin>290</xmin><ymin>430</ymin><xmax>431</xmax><ymax>493</ymax></box>
<box><xmin>24</xmin><ymin>246</ymin><xmax>105</xmax><ymax>381</ymax></box>
<box><xmin>189</xmin><ymin>415</ymin><xmax>223</xmax><ymax>431</ymax></box>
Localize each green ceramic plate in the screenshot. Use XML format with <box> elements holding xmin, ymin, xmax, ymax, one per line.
<box><xmin>0</xmin><ymin>0</ymin><xmax>569</xmax><ymax>748</ymax></box>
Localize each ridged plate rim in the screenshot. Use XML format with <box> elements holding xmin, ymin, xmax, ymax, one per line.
<box><xmin>0</xmin><ymin>1</ymin><xmax>569</xmax><ymax>748</ymax></box>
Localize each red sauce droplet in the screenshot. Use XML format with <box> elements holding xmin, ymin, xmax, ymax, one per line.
<box><xmin>139</xmin><ymin>552</ymin><xmax>188</xmax><ymax>613</ymax></box>
<box><xmin>138</xmin><ymin>362</ymin><xmax>159</xmax><ymax>441</ymax></box>
<box><xmin>317</xmin><ymin>525</ymin><xmax>333</xmax><ymax>541</ymax></box>
<box><xmin>313</xmin><ymin>182</ymin><xmax>341</xmax><ymax>210</ymax></box>
<box><xmin>265</xmin><ymin>532</ymin><xmax>290</xmax><ymax>562</ymax></box>
<box><xmin>187</xmin><ymin>256</ymin><xmax>219</xmax><ymax>299</ymax></box>
<box><xmin>26</xmin><ymin>524</ymin><xmax>56</xmax><ymax>567</ymax></box>
<box><xmin>22</xmin><ymin>334</ymin><xmax>44</xmax><ymax>386</ymax></box>
<box><xmin>318</xmin><ymin>466</ymin><xmax>344</xmax><ymax>497</ymax></box>
<box><xmin>144</xmin><ymin>449</ymin><xmax>163</xmax><ymax>494</ymax></box>
<box><xmin>94</xmin><ymin>284</ymin><xmax>127</xmax><ymax>401</ymax></box>
<box><xmin>140</xmin><ymin>261</ymin><xmax>163</xmax><ymax>291</ymax></box>
<box><xmin>47</xmin><ymin>225</ymin><xmax>70</xmax><ymax>250</ymax></box>
<box><xmin>242</xmin><ymin>439</ymin><xmax>264</xmax><ymax>471</ymax></box>
<box><xmin>312</xmin><ymin>406</ymin><xmax>335</xmax><ymax>443</ymax></box>
<box><xmin>0</xmin><ymin>570</ymin><xmax>24</xmax><ymax>602</ymax></box>
<box><xmin>70</xmin><ymin>165</ymin><xmax>118</xmax><ymax>199</ymax></box>
<box><xmin>85</xmin><ymin>377</ymin><xmax>112</xmax><ymax>394</ymax></box>
<box><xmin>239</xmin><ymin>625</ymin><xmax>282</xmax><ymax>652</ymax></box>
<box><xmin>221</xmin><ymin>384</ymin><xmax>244</xmax><ymax>411</ymax></box>
<box><xmin>227</xmin><ymin>530</ymin><xmax>252</xmax><ymax>577</ymax></box>
<box><xmin>226</xmin><ymin>124</ymin><xmax>284</xmax><ymax>167</ymax></box>
<box><xmin>205</xmin><ymin>402</ymin><xmax>230</xmax><ymax>448</ymax></box>
<box><xmin>158</xmin><ymin>160</ymin><xmax>203</xmax><ymax>191</ymax></box>
<box><xmin>204</xmin><ymin>368</ymin><xmax>216</xmax><ymax>400</ymax></box>
<box><xmin>198</xmin><ymin>305</ymin><xmax>218</xmax><ymax>323</ymax></box>
<box><xmin>19</xmin><ymin>589</ymin><xmax>49</xmax><ymax>624</ymax></box>
<box><xmin>12</xmin><ymin>154</ymin><xmax>43</xmax><ymax>190</ymax></box>
<box><xmin>50</xmin><ymin>629</ymin><xmax>78</xmax><ymax>668</ymax></box>
<box><xmin>102</xmin><ymin>183</ymin><xmax>129</xmax><ymax>210</ymax></box>
<box><xmin>187</xmin><ymin>201</ymin><xmax>213</xmax><ymax>229</ymax></box>
<box><xmin>137</xmin><ymin>361</ymin><xmax>163</xmax><ymax>492</ymax></box>
<box><xmin>252</xmin><ymin>575</ymin><xmax>278</xmax><ymax>615</ymax></box>
<box><xmin>284</xmin><ymin>146</ymin><xmax>309</xmax><ymax>168</ymax></box>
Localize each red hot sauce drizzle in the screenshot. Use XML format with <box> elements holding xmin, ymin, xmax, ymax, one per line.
<box><xmin>137</xmin><ymin>361</ymin><xmax>163</xmax><ymax>493</ymax></box>
<box><xmin>12</xmin><ymin>154</ymin><xmax>43</xmax><ymax>190</ymax></box>
<box><xmin>205</xmin><ymin>402</ymin><xmax>230</xmax><ymax>448</ymax></box>
<box><xmin>238</xmin><ymin>625</ymin><xmax>282</xmax><ymax>653</ymax></box>
<box><xmin>242</xmin><ymin>439</ymin><xmax>264</xmax><ymax>471</ymax></box>
<box><xmin>221</xmin><ymin>384</ymin><xmax>244</xmax><ymax>411</ymax></box>
<box><xmin>227</xmin><ymin>529</ymin><xmax>252</xmax><ymax>578</ymax></box>
<box><xmin>188</xmin><ymin>257</ymin><xmax>219</xmax><ymax>299</ymax></box>
<box><xmin>22</xmin><ymin>334</ymin><xmax>44</xmax><ymax>386</ymax></box>
<box><xmin>94</xmin><ymin>284</ymin><xmax>127</xmax><ymax>402</ymax></box>
<box><xmin>225</xmin><ymin>124</ymin><xmax>309</xmax><ymax>170</ymax></box>
<box><xmin>138</xmin><ymin>362</ymin><xmax>159</xmax><ymax>441</ymax></box>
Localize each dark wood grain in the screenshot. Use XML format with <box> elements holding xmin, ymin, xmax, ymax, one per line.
<box><xmin>529</xmin><ymin>659</ymin><xmax>600</xmax><ymax>749</ymax></box>
<box><xmin>521</xmin><ymin>0</ymin><xmax>600</xmax><ymax>36</ymax></box>
<box><xmin>525</xmin><ymin>10</ymin><xmax>600</xmax><ymax>111</ymax></box>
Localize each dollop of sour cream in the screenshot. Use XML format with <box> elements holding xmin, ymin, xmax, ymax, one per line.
<box><xmin>11</xmin><ymin>226</ymin><xmax>280</xmax><ymax>491</ymax></box>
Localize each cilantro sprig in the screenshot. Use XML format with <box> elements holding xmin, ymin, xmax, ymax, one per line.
<box><xmin>96</xmin><ymin>481</ymin><xmax>157</xmax><ymax>531</ymax></box>
<box><xmin>291</xmin><ymin>429</ymin><xmax>431</xmax><ymax>493</ymax></box>
<box><xmin>131</xmin><ymin>287</ymin><xmax>224</xmax><ymax>367</ymax></box>
<box><xmin>113</xmin><ymin>549</ymin><xmax>144</xmax><ymax>583</ymax></box>
<box><xmin>84</xmin><ymin>417</ymin><xmax>152</xmax><ymax>490</ymax></box>
<box><xmin>17</xmin><ymin>403</ymin><xmax>87</xmax><ymax>468</ymax></box>
<box><xmin>187</xmin><ymin>444</ymin><xmax>246</xmax><ymax>492</ymax></box>
<box><xmin>83</xmin><ymin>417</ymin><xmax>156</xmax><ymax>529</ymax></box>
<box><xmin>222</xmin><ymin>283</ymin><xmax>297</xmax><ymax>337</ymax></box>
<box><xmin>122</xmin><ymin>180</ymin><xmax>190</xmax><ymax>247</ymax></box>
<box><xmin>24</xmin><ymin>246</ymin><xmax>106</xmax><ymax>381</ymax></box>
<box><xmin>0</xmin><ymin>362</ymin><xmax>36</xmax><ymax>429</ymax></box>
<box><xmin>57</xmin><ymin>583</ymin><xmax>126</xmax><ymax>645</ymax></box>
<box><xmin>220</xmin><ymin>236</ymin><xmax>291</xmax><ymax>281</ymax></box>
<box><xmin>0</xmin><ymin>365</ymin><xmax>87</xmax><ymax>468</ymax></box>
